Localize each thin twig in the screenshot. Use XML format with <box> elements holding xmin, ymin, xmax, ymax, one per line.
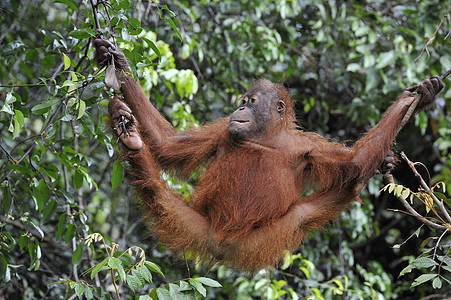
<box><xmin>90</xmin><ymin>0</ymin><xmax>103</xmax><ymax>34</ymax></box>
<box><xmin>414</xmin><ymin>10</ymin><xmax>449</xmax><ymax>63</ymax></box>
<box><xmin>433</xmin><ymin>228</ymin><xmax>449</xmax><ymax>260</ymax></box>
<box><xmin>383</xmin><ymin>172</ymin><xmax>448</xmax><ymax>230</ymax></box>
<box><xmin>401</xmin><ymin>152</ymin><xmax>451</xmax><ymax>223</ymax></box>
<box><xmin>382</xmin><ymin>151</ymin><xmax>449</xmax><ymax>230</ymax></box>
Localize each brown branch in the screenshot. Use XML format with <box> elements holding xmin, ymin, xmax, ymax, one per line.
<box><xmin>414</xmin><ymin>10</ymin><xmax>450</xmax><ymax>63</ymax></box>
<box><xmin>90</xmin><ymin>0</ymin><xmax>103</xmax><ymax>35</ymax></box>
<box><xmin>383</xmin><ymin>172</ymin><xmax>448</xmax><ymax>230</ymax></box>
<box><xmin>382</xmin><ymin>152</ymin><xmax>450</xmax><ymax>231</ymax></box>
<box><xmin>401</xmin><ymin>152</ymin><xmax>451</xmax><ymax>223</ymax></box>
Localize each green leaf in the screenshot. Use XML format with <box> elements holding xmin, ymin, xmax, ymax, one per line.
<box><xmin>6</xmin><ymin>164</ymin><xmax>34</xmax><ymax>178</ymax></box>
<box><xmin>411</xmin><ymin>274</ymin><xmax>437</xmax><ymax>287</ymax></box>
<box><xmin>63</xmin><ymin>53</ymin><xmax>71</xmax><ymax>70</ymax></box>
<box><xmin>111</xmin><ymin>160</ymin><xmax>124</xmax><ymax>190</ymax></box>
<box><xmin>161</xmin><ymin>5</ymin><xmax>176</xmax><ymax>17</ymax></box>
<box><xmin>70</xmin><ymin>71</ymin><xmax>78</xmax><ymax>84</ymax></box>
<box><xmin>39</xmin><ymin>166</ymin><xmax>59</xmax><ymax>181</ymax></box>
<box><xmin>108</xmin><ymin>257</ymin><xmax>122</xmax><ymax>269</ymax></box>
<box><xmin>72</xmin><ymin>243</ymin><xmax>83</xmax><ymax>265</ymax></box>
<box><xmin>110</xmin><ymin>16</ymin><xmax>119</xmax><ymax>27</ymax></box>
<box><xmin>165</xmin><ymin>18</ymin><xmax>182</xmax><ymax>42</ymax></box>
<box><xmin>19</xmin><ymin>234</ymin><xmax>30</xmax><ymax>253</ymax></box>
<box><xmin>1</xmin><ymin>187</ymin><xmax>12</xmax><ymax>212</ymax></box>
<box><xmin>42</xmin><ymin>54</ymin><xmax>55</xmax><ymax>73</ymax></box>
<box><xmin>195</xmin><ymin>277</ymin><xmax>222</xmax><ymax>287</ymax></box>
<box><xmin>401</xmin><ymin>189</ymin><xmax>410</xmax><ymax>200</ymax></box>
<box><xmin>189</xmin><ymin>278</ymin><xmax>206</xmax><ymax>297</ymax></box>
<box><xmin>419</xmin><ymin>237</ymin><xmax>433</xmax><ymax>249</ymax></box>
<box><xmin>412</xmin><ymin>229</ymin><xmax>420</xmax><ymax>240</ymax></box>
<box><xmin>74</xmin><ymin>169</ymin><xmax>84</xmax><ymax>189</ymax></box>
<box><xmin>168</xmin><ymin>283</ymin><xmax>181</xmax><ymax>298</ymax></box>
<box><xmin>432</xmin><ymin>276</ymin><xmax>442</xmax><ymax>289</ymax></box>
<box><xmin>54</xmin><ymin>0</ymin><xmax>78</xmax><ymax>11</ymax></box>
<box><xmin>108</xmin><ymin>257</ymin><xmax>126</xmax><ymax>283</ymax></box>
<box><xmin>91</xmin><ymin>258</ymin><xmax>109</xmax><ymax>279</ymax></box>
<box><xmin>117</xmin><ymin>269</ymin><xmax>127</xmax><ymax>286</ymax></box>
<box><xmin>5</xmin><ymin>92</ymin><xmax>17</xmax><ymax>104</ymax></box>
<box><xmin>65</xmin><ymin>224</ymin><xmax>76</xmax><ymax>244</ymax></box>
<box><xmin>25</xmin><ymin>49</ymin><xmax>38</xmax><ymax>61</ymax></box>
<box><xmin>142</xmin><ymin>37</ymin><xmax>161</xmax><ymax>60</ymax></box>
<box><xmin>76</xmin><ymin>166</ymin><xmax>98</xmax><ymax>190</ymax></box>
<box><xmin>129</xmin><ymin>17</ymin><xmax>141</xmax><ymax>28</ymax></box>
<box><xmin>412</xmin><ymin>257</ymin><xmax>437</xmax><ymax>269</ymax></box>
<box><xmin>1</xmin><ymin>93</ymin><xmax>16</xmax><ymax>114</ymax></box>
<box><xmin>132</xmin><ymin>268</ymin><xmax>145</xmax><ymax>288</ymax></box>
<box><xmin>42</xmin><ymin>200</ymin><xmax>57</xmax><ymax>223</ymax></box>
<box><xmin>63</xmin><ymin>146</ymin><xmax>78</xmax><ymax>155</ymax></box>
<box><xmin>31</xmin><ymin>99</ymin><xmax>58</xmax><ymax>115</ymax></box>
<box><xmin>139</xmin><ymin>266</ymin><xmax>153</xmax><ymax>283</ymax></box>
<box><xmin>12</xmin><ymin>117</ymin><xmax>20</xmax><ymax>139</ymax></box>
<box><xmin>119</xmin><ymin>0</ymin><xmax>130</xmax><ymax>9</ymax></box>
<box><xmin>354</xmin><ymin>25</ymin><xmax>369</xmax><ymax>37</ymax></box>
<box><xmin>433</xmin><ymin>192</ymin><xmax>447</xmax><ymax>201</ymax></box>
<box><xmin>399</xmin><ymin>26</ymin><xmax>420</xmax><ymax>39</ymax></box>
<box><xmin>43</xmin><ymin>35</ymin><xmax>51</xmax><ymax>46</ymax></box>
<box><xmin>69</xmin><ymin>28</ymin><xmax>98</xmax><ymax>39</ymax></box>
<box><xmin>437</xmin><ymin>255</ymin><xmax>451</xmax><ymax>266</ymax></box>
<box><xmin>145</xmin><ymin>261</ymin><xmax>164</xmax><ymax>277</ymax></box>
<box><xmin>399</xmin><ymin>264</ymin><xmax>414</xmax><ymax>277</ymax></box>
<box><xmin>2</xmin><ymin>41</ymin><xmax>25</xmax><ymax>55</ymax></box>
<box><xmin>156</xmin><ymin>288</ymin><xmax>171</xmax><ymax>299</ymax></box>
<box><xmin>0</xmin><ymin>257</ymin><xmax>8</xmax><ymax>282</ymax></box>
<box><xmin>365</xmin><ymin>68</ymin><xmax>379</xmax><ymax>93</ymax></box>
<box><xmin>84</xmin><ymin>286</ymin><xmax>93</xmax><ymax>300</ymax></box>
<box><xmin>77</xmin><ymin>99</ymin><xmax>86</xmax><ymax>119</ymax></box>
<box><xmin>74</xmin><ymin>282</ymin><xmax>86</xmax><ymax>298</ymax></box>
<box><xmin>62</xmin><ymin>79</ymin><xmax>76</xmax><ymax>90</ymax></box>
<box><xmin>394</xmin><ymin>184</ymin><xmax>403</xmax><ymax>197</ymax></box>
<box><xmin>28</xmin><ymin>245</ymin><xmax>41</xmax><ymax>271</ymax></box>
<box><xmin>34</xmin><ymin>179</ymin><xmax>51</xmax><ymax>213</ymax></box>
<box><xmin>56</xmin><ymin>213</ymin><xmax>67</xmax><ymax>240</ymax></box>
<box><xmin>127</xmin><ymin>273</ymin><xmax>139</xmax><ymax>293</ymax></box>
<box><xmin>346</xmin><ymin>63</ymin><xmax>361</xmax><ymax>72</ymax></box>
<box><xmin>388</xmin><ymin>183</ymin><xmax>395</xmax><ymax>194</ymax></box>
<box><xmin>179</xmin><ymin>280</ymin><xmax>190</xmax><ymax>291</ymax></box>
<box><xmin>27</xmin><ymin>221</ymin><xmax>44</xmax><ymax>240</ymax></box>
<box><xmin>375</xmin><ymin>51</ymin><xmax>396</xmax><ymax>69</ymax></box>
<box><xmin>36</xmin><ymin>140</ymin><xmax>46</xmax><ymax>154</ymax></box>
<box><xmin>14</xmin><ymin>109</ymin><xmax>24</xmax><ymax>127</ymax></box>
<box><xmin>19</xmin><ymin>61</ymin><xmax>33</xmax><ymax>79</ymax></box>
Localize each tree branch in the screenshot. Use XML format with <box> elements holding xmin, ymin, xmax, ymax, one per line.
<box><xmin>382</xmin><ymin>152</ymin><xmax>450</xmax><ymax>231</ymax></box>
<box><xmin>400</xmin><ymin>152</ymin><xmax>451</xmax><ymax>224</ymax></box>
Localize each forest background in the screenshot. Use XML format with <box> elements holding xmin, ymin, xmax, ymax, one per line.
<box><xmin>0</xmin><ymin>0</ymin><xmax>450</xmax><ymax>299</ymax></box>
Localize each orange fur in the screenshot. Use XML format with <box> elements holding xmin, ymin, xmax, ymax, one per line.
<box><xmin>111</xmin><ymin>79</ymin><xmax>413</xmax><ymax>271</ymax></box>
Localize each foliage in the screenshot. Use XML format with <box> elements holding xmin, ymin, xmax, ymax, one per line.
<box><xmin>54</xmin><ymin>233</ymin><xmax>221</xmax><ymax>299</ymax></box>
<box><xmin>0</xmin><ymin>0</ymin><xmax>450</xmax><ymax>299</ymax></box>
<box><xmin>382</xmin><ymin>180</ymin><xmax>451</xmax><ymax>290</ymax></box>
